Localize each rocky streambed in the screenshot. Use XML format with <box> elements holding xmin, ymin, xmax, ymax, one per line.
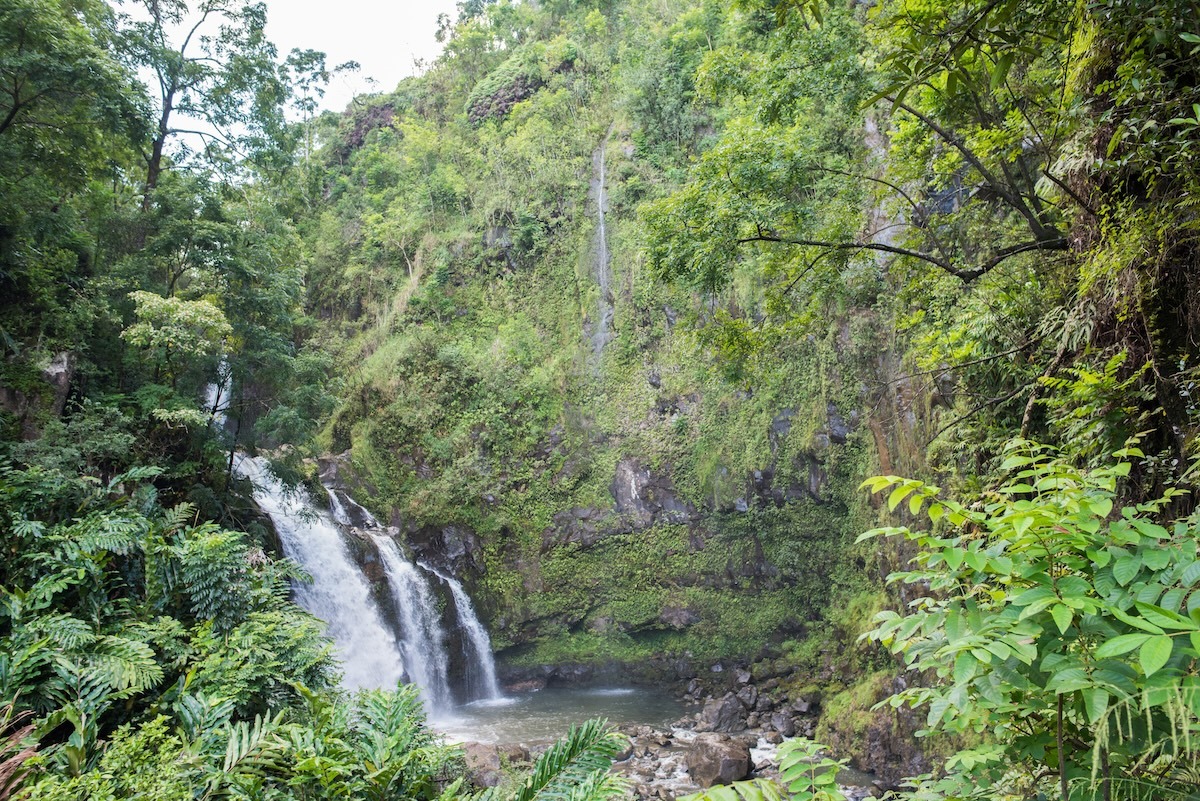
<box><xmin>457</xmin><ymin>670</ymin><xmax>886</xmax><ymax>800</ymax></box>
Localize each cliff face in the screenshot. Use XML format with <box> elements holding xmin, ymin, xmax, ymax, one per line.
<box><xmin>301</xmin><ymin>2</ymin><xmax>910</xmax><ymax>673</ymax></box>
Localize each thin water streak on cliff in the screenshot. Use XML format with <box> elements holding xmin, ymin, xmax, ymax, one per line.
<box><xmin>589</xmin><ymin>126</ymin><xmax>615</xmax><ymax>363</ymax></box>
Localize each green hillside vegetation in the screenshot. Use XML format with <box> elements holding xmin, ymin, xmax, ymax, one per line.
<box><xmin>2</xmin><ymin>0</ymin><xmax>1199</xmax><ymax>798</ymax></box>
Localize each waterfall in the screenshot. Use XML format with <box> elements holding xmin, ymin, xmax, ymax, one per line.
<box><xmin>589</xmin><ymin>131</ymin><xmax>615</xmax><ymax>361</ymax></box>
<box><xmin>204</xmin><ymin>358</ymin><xmax>231</xmax><ymax>430</ymax></box>
<box><xmin>424</xmin><ymin>563</ymin><xmax>503</xmax><ymax>701</ymax></box>
<box><xmin>230</xmin><ymin>443</ymin><xmax>502</xmax><ymax>710</ymax></box>
<box><xmin>234</xmin><ymin>455</ymin><xmax>407</xmax><ymax>690</ymax></box>
<box><xmin>327</xmin><ymin>487</ymin><xmax>379</xmax><ymax>528</ymax></box>
<box><xmin>370</xmin><ymin>535</ymin><xmax>453</xmax><ymax>713</ymax></box>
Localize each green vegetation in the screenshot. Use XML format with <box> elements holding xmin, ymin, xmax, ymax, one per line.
<box><xmin>4</xmin><ymin>0</ymin><xmax>1200</xmax><ymax>797</ymax></box>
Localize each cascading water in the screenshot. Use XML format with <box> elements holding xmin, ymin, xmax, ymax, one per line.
<box><xmin>370</xmin><ymin>535</ymin><xmax>453</xmax><ymax>713</ymax></box>
<box><xmin>204</xmin><ymin>358</ymin><xmax>231</xmax><ymax>430</ymax></box>
<box><xmin>589</xmin><ymin>130</ymin><xmax>615</xmax><ymax>362</ymax></box>
<box><xmin>424</xmin><ymin>563</ymin><xmax>502</xmax><ymax>702</ymax></box>
<box><xmin>235</xmin><ymin>455</ymin><xmax>407</xmax><ymax>690</ymax></box>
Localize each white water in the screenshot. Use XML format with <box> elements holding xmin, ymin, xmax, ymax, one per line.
<box><xmin>204</xmin><ymin>358</ymin><xmax>231</xmax><ymax>430</ymax></box>
<box><xmin>235</xmin><ymin>455</ymin><xmax>407</xmax><ymax>690</ymax></box>
<box><xmin>589</xmin><ymin>132</ymin><xmax>615</xmax><ymax>361</ymax></box>
<box><xmin>327</xmin><ymin>487</ymin><xmax>380</xmax><ymax>528</ymax></box>
<box><xmin>371</xmin><ymin>535</ymin><xmax>454</xmax><ymax>713</ymax></box>
<box><xmin>424</xmin><ymin>563</ymin><xmax>503</xmax><ymax>702</ymax></box>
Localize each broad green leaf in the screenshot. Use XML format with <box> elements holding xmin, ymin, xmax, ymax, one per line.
<box><xmin>1110</xmin><ymin>605</ymin><xmax>1165</xmax><ymax>634</ymax></box>
<box><xmin>1050</xmin><ymin>604</ymin><xmax>1073</xmax><ymax>635</ymax></box>
<box><xmin>1113</xmin><ymin>556</ymin><xmax>1141</xmax><ymax>586</ymax></box>
<box><xmin>1083</xmin><ymin>687</ymin><xmax>1110</xmax><ymax>723</ymax></box>
<box><xmin>1134</xmin><ymin>601</ymin><xmax>1197</xmax><ymax>631</ymax></box>
<box><xmin>1139</xmin><ymin>635</ymin><xmax>1174</xmax><ymax>677</ymax></box>
<box><xmin>1094</xmin><ymin>633</ymin><xmax>1151</xmax><ymax>659</ymax></box>
<box><xmin>954</xmin><ymin>652</ymin><xmax>976</xmax><ymax>684</ymax></box>
<box><xmin>888</xmin><ymin>485</ymin><xmax>916</xmax><ymax>512</ymax></box>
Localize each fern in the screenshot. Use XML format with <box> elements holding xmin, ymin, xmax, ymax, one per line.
<box><xmin>509</xmin><ymin>718</ymin><xmax>628</xmax><ymax>801</ymax></box>
<box><xmin>90</xmin><ymin>636</ymin><xmax>163</xmax><ymax>693</ymax></box>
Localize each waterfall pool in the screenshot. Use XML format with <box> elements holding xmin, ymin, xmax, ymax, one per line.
<box><xmin>431</xmin><ymin>686</ymin><xmax>689</xmax><ymax>744</ymax></box>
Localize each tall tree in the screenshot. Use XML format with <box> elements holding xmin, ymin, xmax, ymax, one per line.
<box><xmin>117</xmin><ymin>0</ymin><xmax>288</xmax><ymax>209</ymax></box>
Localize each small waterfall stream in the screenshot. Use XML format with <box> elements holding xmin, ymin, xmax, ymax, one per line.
<box><xmin>371</xmin><ymin>535</ymin><xmax>453</xmax><ymax>712</ymax></box>
<box><xmin>589</xmin><ymin>130</ymin><xmax>615</xmax><ymax>361</ymax></box>
<box><xmin>424</xmin><ymin>563</ymin><xmax>502</xmax><ymax>701</ymax></box>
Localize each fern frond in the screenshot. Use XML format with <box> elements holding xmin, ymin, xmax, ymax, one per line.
<box><xmin>159</xmin><ymin>503</ymin><xmax>196</xmax><ymax>536</ymax></box>
<box><xmin>563</xmin><ymin>767</ymin><xmax>628</xmax><ymax>801</ymax></box>
<box><xmin>512</xmin><ymin>718</ymin><xmax>626</xmax><ymax>801</ymax></box>
<box><xmin>90</xmin><ymin>636</ymin><xmax>163</xmax><ymax>692</ymax></box>
<box><xmin>176</xmin><ymin>693</ymin><xmax>237</xmax><ymax>744</ymax></box>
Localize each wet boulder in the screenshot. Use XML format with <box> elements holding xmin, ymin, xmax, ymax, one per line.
<box><xmin>462</xmin><ymin>742</ymin><xmax>502</xmax><ymax>788</ymax></box>
<box><xmin>695</xmin><ymin>693</ymin><xmax>747</xmax><ymax>733</ymax></box>
<box><xmin>686</xmin><ymin>733</ymin><xmax>751</xmax><ymax>788</ymax></box>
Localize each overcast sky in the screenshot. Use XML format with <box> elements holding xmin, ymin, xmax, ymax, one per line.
<box><xmin>264</xmin><ymin>0</ymin><xmax>461</xmax><ymax>112</ymax></box>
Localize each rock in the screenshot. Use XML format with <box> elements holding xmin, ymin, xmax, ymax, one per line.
<box><xmin>764</xmin><ymin>730</ymin><xmax>784</xmax><ymax>745</ymax></box>
<box><xmin>660</xmin><ymin>605</ymin><xmax>701</xmax><ymax>629</ymax></box>
<box><xmin>735</xmin><ymin>668</ymin><xmax>752</xmax><ymax>685</ymax></box>
<box><xmin>736</xmin><ymin>685</ymin><xmax>758</xmax><ymax>709</ymax></box>
<box><xmin>686</xmin><ymin>733</ymin><xmax>751</xmax><ymax>788</ymax></box>
<box><xmin>499</xmin><ymin>743</ymin><xmax>531</xmax><ymax>764</ymax></box>
<box><xmin>746</xmin><ymin>713</ymin><xmax>759</xmax><ymax>727</ymax></box>
<box><xmin>770</xmin><ymin>712</ymin><xmax>796</xmax><ymax>737</ymax></box>
<box><xmin>462</xmin><ymin>742</ymin><xmax>502</xmax><ymax>788</ymax></box>
<box><xmin>696</xmin><ymin>693</ymin><xmax>747</xmax><ymax>733</ymax></box>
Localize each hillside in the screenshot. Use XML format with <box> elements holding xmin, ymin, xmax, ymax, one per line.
<box><xmin>3</xmin><ymin>0</ymin><xmax>1200</xmax><ymax>799</ymax></box>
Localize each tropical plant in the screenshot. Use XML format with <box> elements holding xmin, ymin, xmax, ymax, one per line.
<box><xmin>860</xmin><ymin>439</ymin><xmax>1200</xmax><ymax>800</ymax></box>
<box><xmin>477</xmin><ymin>718</ymin><xmax>629</xmax><ymax>801</ymax></box>
<box><xmin>679</xmin><ymin>738</ymin><xmax>847</xmax><ymax>801</ymax></box>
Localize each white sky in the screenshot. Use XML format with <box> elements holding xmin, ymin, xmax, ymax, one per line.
<box><xmin>264</xmin><ymin>0</ymin><xmax>461</xmax><ymax>112</ymax></box>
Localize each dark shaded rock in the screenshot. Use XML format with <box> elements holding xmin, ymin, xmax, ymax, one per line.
<box><xmin>695</xmin><ymin>693</ymin><xmax>747</xmax><ymax>733</ymax></box>
<box><xmin>463</xmin><ymin>742</ymin><xmax>502</xmax><ymax>788</ymax></box>
<box><xmin>686</xmin><ymin>733</ymin><xmax>751</xmax><ymax>788</ymax></box>
<box><xmin>611</xmin><ymin>458</ymin><xmax>697</xmax><ymax>527</ymax></box>
<box><xmin>735</xmin><ymin>685</ymin><xmax>758</xmax><ymax>709</ymax></box>
<box><xmin>735</xmin><ymin>669</ymin><xmax>752</xmax><ymax>685</ymax></box>
<box><xmin>0</xmin><ymin>351</ymin><xmax>75</xmax><ymax>439</ymax></box>
<box><xmin>770</xmin><ymin>712</ymin><xmax>796</xmax><ymax>737</ymax></box>
<box><xmin>647</xmin><ymin>370</ymin><xmax>661</xmax><ymax>388</ymax></box>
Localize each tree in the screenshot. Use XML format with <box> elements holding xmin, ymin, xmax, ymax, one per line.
<box><xmin>117</xmin><ymin>0</ymin><xmax>289</xmax><ymax>208</ymax></box>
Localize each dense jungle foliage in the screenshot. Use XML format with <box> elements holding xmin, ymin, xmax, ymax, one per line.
<box><xmin>2</xmin><ymin>0</ymin><xmax>1200</xmax><ymax>798</ymax></box>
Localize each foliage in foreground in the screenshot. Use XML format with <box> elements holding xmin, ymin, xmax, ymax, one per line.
<box><xmin>861</xmin><ymin>440</ymin><xmax>1200</xmax><ymax>800</ymax></box>
<box><xmin>679</xmin><ymin>738</ymin><xmax>847</xmax><ymax>801</ymax></box>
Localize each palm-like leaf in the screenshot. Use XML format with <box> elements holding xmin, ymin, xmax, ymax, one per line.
<box><xmin>510</xmin><ymin>718</ymin><xmax>627</xmax><ymax>801</ymax></box>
